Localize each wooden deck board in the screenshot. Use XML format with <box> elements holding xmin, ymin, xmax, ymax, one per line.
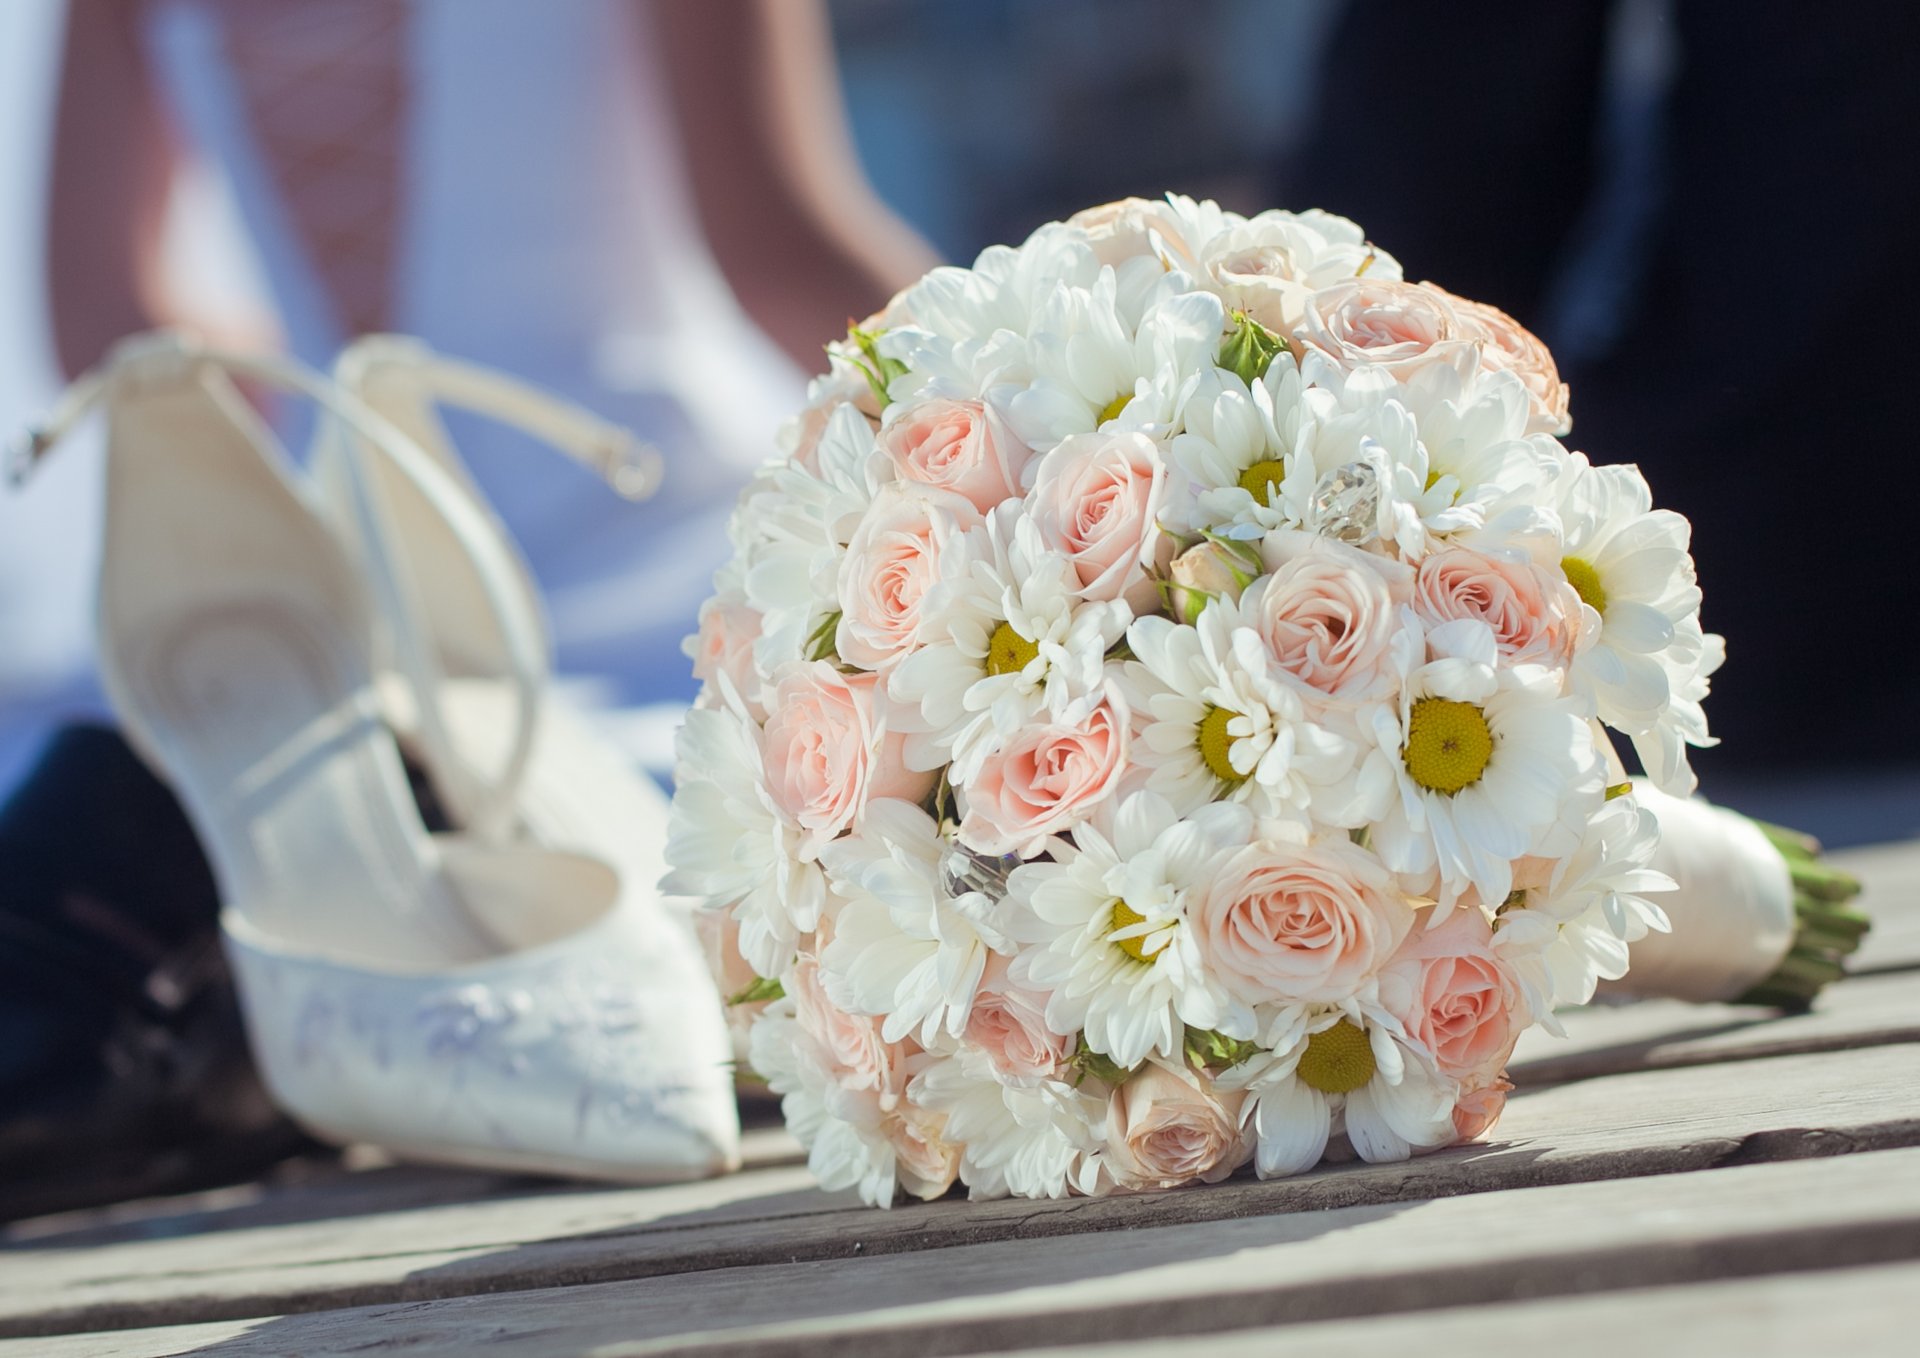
<box><xmin>8</xmin><ymin>1146</ymin><xmax>1919</xmax><ymax>1358</ymax></box>
<box><xmin>7</xmin><ymin>1040</ymin><xmax>1920</xmax><ymax>1340</ymax></box>
<box><xmin>1833</xmin><ymin>839</ymin><xmax>1920</xmax><ymax>971</ymax></box>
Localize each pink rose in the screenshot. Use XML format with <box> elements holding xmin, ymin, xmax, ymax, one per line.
<box><xmin>762</xmin><ymin>662</ymin><xmax>934</xmax><ymax>849</ymax></box>
<box><xmin>696</xmin><ymin>912</ymin><xmax>769</xmax><ymax>1055</ymax></box>
<box><xmin>1436</xmin><ymin>286</ymin><xmax>1571</xmax><ymax>435</ymax></box>
<box><xmin>958</xmin><ymin>689</ymin><xmax>1130</xmax><ymax>858</ymax></box>
<box><xmin>1413</xmin><ymin>547</ymin><xmax>1579</xmax><ymax>669</ymax></box>
<box><xmin>1379</xmin><ymin>909</ymin><xmax>1522</xmax><ymax>1087</ymax></box>
<box><xmin>879</xmin><ymin>396</ymin><xmax>1028</xmax><ymax>513</ymax></box>
<box><xmin>685</xmin><ymin>592</ymin><xmax>765</xmax><ymax>715</ymax></box>
<box><xmin>1252</xmin><ymin>531</ymin><xmax>1417</xmax><ymax>705</ymax></box>
<box><xmin>1105</xmin><ymin>1062</ymin><xmax>1249</xmax><ymax>1190</ymax></box>
<box><xmin>1452</xmin><ymin>1077</ymin><xmax>1512</xmax><ymax>1142</ymax></box>
<box><xmin>1026</xmin><ymin>430</ymin><xmax>1169</xmax><ymax>608</ymax></box>
<box><xmin>836</xmin><ymin>484</ymin><xmax>982</xmax><ymax>670</ymax></box>
<box><xmin>1068</xmin><ymin>197</ymin><xmax>1191</xmax><ymax>269</ymax></box>
<box><xmin>1294</xmin><ymin>279</ymin><xmax>1478</xmax><ymax>381</ymax></box>
<box><xmin>888</xmin><ymin>1103</ymin><xmax>960</xmax><ymax>1200</ymax></box>
<box><xmin>788</xmin><ymin>953</ymin><xmax>909</xmax><ymax>1104</ymax></box>
<box><xmin>965</xmin><ymin>954</ymin><xmax>1073</xmax><ymax>1084</ymax></box>
<box><xmin>1191</xmin><ymin>836</ymin><xmax>1413</xmax><ymax>1006</ymax></box>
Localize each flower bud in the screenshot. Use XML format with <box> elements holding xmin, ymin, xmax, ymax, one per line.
<box><xmin>1165</xmin><ymin>537</ymin><xmax>1260</xmax><ymax>623</ymax></box>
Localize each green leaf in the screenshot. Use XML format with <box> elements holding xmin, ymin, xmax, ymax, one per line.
<box><xmin>728</xmin><ymin>976</ymin><xmax>785</xmax><ymax>1006</ymax></box>
<box><xmin>1183</xmin><ymin>1027</ymin><xmax>1259</xmax><ymax>1070</ymax></box>
<box><xmin>805</xmin><ymin>610</ymin><xmax>843</xmax><ymax>662</ymax></box>
<box><xmin>1217</xmin><ymin>310</ymin><xmax>1288</xmax><ymax>386</ymax></box>
<box><xmin>843</xmin><ymin>324</ymin><xmax>909</xmax><ymax>410</ymax></box>
<box><xmin>1069</xmin><ymin>1034</ymin><xmax>1136</xmax><ymax>1088</ymax></box>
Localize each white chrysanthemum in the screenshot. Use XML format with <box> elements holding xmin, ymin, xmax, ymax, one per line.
<box><xmin>903</xmin><ymin>221</ymin><xmax>1102</xmax><ymax>345</ymax></box>
<box><xmin>1551</xmin><ymin>455</ymin><xmax>1720</xmax><ymax>793</ymax></box>
<box><xmin>1009</xmin><ymin>792</ymin><xmax>1253</xmax><ymax>1067</ymax></box>
<box><xmin>818</xmin><ymin>800</ymin><xmax>1015</xmax><ymax>1046</ymax></box>
<box><xmin>1005</xmin><ymin>269</ymin><xmax>1226</xmax><ymax>450</ymax></box>
<box><xmin>736</xmin><ymin>403</ymin><xmax>892</xmax><ymax>674</ymax></box>
<box><xmin>662</xmin><ymin>680</ymin><xmax>825</xmax><ymax>978</ymax></box>
<box><xmin>1495</xmin><ymin>794</ymin><xmax>1674</xmax><ymax>1026</ymax></box>
<box><xmin>1219</xmin><ymin>1003</ymin><xmax>1455</xmax><ymax>1177</ymax></box>
<box><xmin>1166</xmin><ymin>362</ymin><xmax>1308</xmax><ymax>538</ymax></box>
<box><xmin>1278</xmin><ymin>354</ymin><xmax>1559</xmax><ymax>563</ymax></box>
<box><xmin>909</xmin><ymin>1048</ymin><xmax>1107</xmax><ymax>1200</ymax></box>
<box><xmin>889</xmin><ymin>507</ymin><xmax>1128</xmax><ymax>782</ymax></box>
<box><xmin>1365</xmin><ymin>619</ymin><xmax>1604</xmax><ymax>910</ymax></box>
<box><xmin>1122</xmin><ymin>610</ymin><xmax>1358</xmax><ymax>821</ymax></box>
<box><xmin>748</xmin><ymin>1004</ymin><xmax>950</xmax><ymax>1208</ymax></box>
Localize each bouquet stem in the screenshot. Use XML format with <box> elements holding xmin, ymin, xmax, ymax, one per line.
<box><xmin>1734</xmin><ymin>820</ymin><xmax>1870</xmax><ymax>1010</ymax></box>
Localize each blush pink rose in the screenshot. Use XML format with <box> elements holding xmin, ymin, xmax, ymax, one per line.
<box><xmin>1414</xmin><ymin>547</ymin><xmax>1580</xmax><ymax>669</ymax></box>
<box><xmin>958</xmin><ymin>690</ymin><xmax>1130</xmax><ymax>858</ymax></box>
<box><xmin>1252</xmin><ymin>531</ymin><xmax>1417</xmax><ymax>705</ymax></box>
<box><xmin>685</xmin><ymin>592</ymin><xmax>765</xmax><ymax>715</ymax></box>
<box><xmin>1105</xmin><ymin>1062</ymin><xmax>1249</xmax><ymax>1191</ymax></box>
<box><xmin>836</xmin><ymin>484</ymin><xmax>982</xmax><ymax>670</ymax></box>
<box><xmin>1191</xmin><ymin>836</ymin><xmax>1414</xmax><ymax>1006</ymax></box>
<box><xmin>762</xmin><ymin>662</ymin><xmax>935</xmax><ymax>849</ymax></box>
<box><xmin>1379</xmin><ymin>909</ymin><xmax>1522</xmax><ymax>1087</ymax></box>
<box><xmin>1294</xmin><ymin>278</ymin><xmax>1477</xmax><ymax>381</ymax></box>
<box><xmin>879</xmin><ymin>396</ymin><xmax>1028</xmax><ymax>512</ymax></box>
<box><xmin>888</xmin><ymin>1104</ymin><xmax>960</xmax><ymax>1200</ymax></box>
<box><xmin>965</xmin><ymin>954</ymin><xmax>1073</xmax><ymax>1084</ymax></box>
<box><xmin>1026</xmin><ymin>430</ymin><xmax>1169</xmax><ymax>608</ymax></box>
<box><xmin>787</xmin><ymin>953</ymin><xmax>910</xmax><ymax>1105</ymax></box>
<box><xmin>1436</xmin><ymin>286</ymin><xmax>1571</xmax><ymax>435</ymax></box>
<box><xmin>1452</xmin><ymin>1077</ymin><xmax>1512</xmax><ymax>1142</ymax></box>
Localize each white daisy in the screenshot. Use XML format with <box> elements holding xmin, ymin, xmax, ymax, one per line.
<box><xmin>1219</xmin><ymin>1003</ymin><xmax>1455</xmax><ymax>1177</ymax></box>
<box><xmin>662</xmin><ymin>679</ymin><xmax>825</xmax><ymax>978</ymax></box>
<box><xmin>1009</xmin><ymin>792</ymin><xmax>1253</xmax><ymax>1068</ymax></box>
<box><xmin>888</xmin><ymin>506</ymin><xmax>1128</xmax><ymax>782</ymax></box>
<box><xmin>737</xmin><ymin>402</ymin><xmax>892</xmax><ymax>674</ymax></box>
<box><xmin>1495</xmin><ymin>793</ymin><xmax>1675</xmax><ymax>1025</ymax></box>
<box><xmin>1551</xmin><ymin>454</ymin><xmax>1720</xmax><ymax>793</ymax></box>
<box><xmin>1006</xmin><ymin>268</ymin><xmax>1226</xmax><ymax>450</ymax></box>
<box><xmin>909</xmin><ymin>1047</ymin><xmax>1108</xmax><ymax>1201</ymax></box>
<box><xmin>1122</xmin><ymin>610</ymin><xmax>1358</xmax><ymax>821</ymax></box>
<box><xmin>1366</xmin><ymin>619</ymin><xmax>1605</xmax><ymax>910</ymax></box>
<box><xmin>818</xmin><ymin>800</ymin><xmax>1016</xmax><ymax>1046</ymax></box>
<box><xmin>1166</xmin><ymin>361</ymin><xmax>1308</xmax><ymax>538</ymax></box>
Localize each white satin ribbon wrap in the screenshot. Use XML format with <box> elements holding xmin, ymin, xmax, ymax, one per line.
<box><xmin>1600</xmin><ymin>781</ymin><xmax>1797</xmax><ymax>1003</ymax></box>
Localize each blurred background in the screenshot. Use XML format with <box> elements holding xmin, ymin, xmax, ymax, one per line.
<box><xmin>1</xmin><ymin>0</ymin><xmax>1916</xmax><ymax>845</ymax></box>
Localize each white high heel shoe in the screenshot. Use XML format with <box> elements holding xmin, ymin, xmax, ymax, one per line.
<box><xmin>12</xmin><ymin>334</ymin><xmax>739</xmax><ymax>1182</ymax></box>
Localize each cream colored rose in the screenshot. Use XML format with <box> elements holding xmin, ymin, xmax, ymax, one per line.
<box><xmin>1413</xmin><ymin>546</ymin><xmax>1580</xmax><ymax>669</ymax></box>
<box><xmin>1294</xmin><ymin>278</ymin><xmax>1477</xmax><ymax>381</ymax></box>
<box><xmin>1199</xmin><ymin>209</ymin><xmax>1399</xmax><ymax>333</ymax></box>
<box><xmin>879</xmin><ymin>396</ymin><xmax>1028</xmax><ymax>512</ymax></box>
<box><xmin>1068</xmin><ymin>197</ymin><xmax>1182</xmax><ymax>268</ymax></box>
<box><xmin>1252</xmin><ymin>530</ymin><xmax>1417</xmax><ymax>705</ymax></box>
<box><xmin>836</xmin><ymin>483</ymin><xmax>982</xmax><ymax>670</ymax></box>
<box><xmin>1165</xmin><ymin>538</ymin><xmax>1260</xmax><ymax>623</ymax></box>
<box><xmin>1379</xmin><ymin>909</ymin><xmax>1522</xmax><ymax>1087</ymax></box>
<box><xmin>762</xmin><ymin>662</ymin><xmax>935</xmax><ymax>848</ymax></box>
<box><xmin>1105</xmin><ymin>1062</ymin><xmax>1249</xmax><ymax>1190</ymax></box>
<box><xmin>1026</xmin><ymin>430</ymin><xmax>1169</xmax><ymax>608</ymax></box>
<box><xmin>1191</xmin><ymin>836</ymin><xmax>1414</xmax><ymax>1007</ymax></box>
<box><xmin>957</xmin><ymin>690</ymin><xmax>1130</xmax><ymax>858</ymax></box>
<box><xmin>1436</xmin><ymin>286</ymin><xmax>1571</xmax><ymax>435</ymax></box>
<box><xmin>889</xmin><ymin>1104</ymin><xmax>960</xmax><ymax>1200</ymax></box>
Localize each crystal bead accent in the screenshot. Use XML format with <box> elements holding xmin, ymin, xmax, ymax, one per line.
<box><xmin>941</xmin><ymin>844</ymin><xmax>1024</xmax><ymax>904</ymax></box>
<box><xmin>1309</xmin><ymin>460</ymin><xmax>1381</xmax><ymax>545</ymax></box>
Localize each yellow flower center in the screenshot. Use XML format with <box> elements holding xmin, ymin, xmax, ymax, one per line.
<box><xmin>1403</xmin><ymin>697</ymin><xmax>1495</xmax><ymax>795</ymax></box>
<box><xmin>985</xmin><ymin>621</ymin><xmax>1039</xmax><ymax>677</ymax></box>
<box><xmin>1562</xmin><ymin>556</ymin><xmax>1608</xmax><ymax>613</ymax></box>
<box><xmin>1097</xmin><ymin>393</ymin><xmax>1132</xmax><ymax>425</ymax></box>
<box><xmin>1197</xmin><ymin>706</ymin><xmax>1248</xmax><ymax>785</ymax></box>
<box><xmin>1108</xmin><ymin>899</ymin><xmax>1167</xmax><ymax>963</ymax></box>
<box><xmin>1297</xmin><ymin>1020</ymin><xmax>1376</xmax><ymax>1094</ymax></box>
<box><xmin>1424</xmin><ymin>466</ymin><xmax>1445</xmax><ymax>492</ymax></box>
<box><xmin>1237</xmin><ymin>458</ymin><xmax>1287</xmax><ymax>507</ymax></box>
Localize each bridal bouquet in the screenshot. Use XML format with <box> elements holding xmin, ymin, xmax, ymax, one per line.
<box><xmin>668</xmin><ymin>195</ymin><xmax>1790</xmax><ymax>1206</ymax></box>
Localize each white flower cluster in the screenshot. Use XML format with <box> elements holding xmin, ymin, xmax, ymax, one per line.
<box><xmin>667</xmin><ymin>196</ymin><xmax>1717</xmax><ymax>1205</ymax></box>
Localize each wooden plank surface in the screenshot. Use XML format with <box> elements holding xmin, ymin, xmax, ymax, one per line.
<box><xmin>7</xmin><ymin>1040</ymin><xmax>1919</xmax><ymax>1340</ymax></box>
<box><xmin>1834</xmin><ymin>839</ymin><xmax>1920</xmax><ymax>971</ymax></box>
<box><xmin>989</xmin><ymin>1260</ymin><xmax>1920</xmax><ymax>1358</ymax></box>
<box><xmin>1511</xmin><ymin>966</ymin><xmax>1920</xmax><ymax>1085</ymax></box>
<box><xmin>9</xmin><ymin>1145</ymin><xmax>1919</xmax><ymax>1358</ymax></box>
